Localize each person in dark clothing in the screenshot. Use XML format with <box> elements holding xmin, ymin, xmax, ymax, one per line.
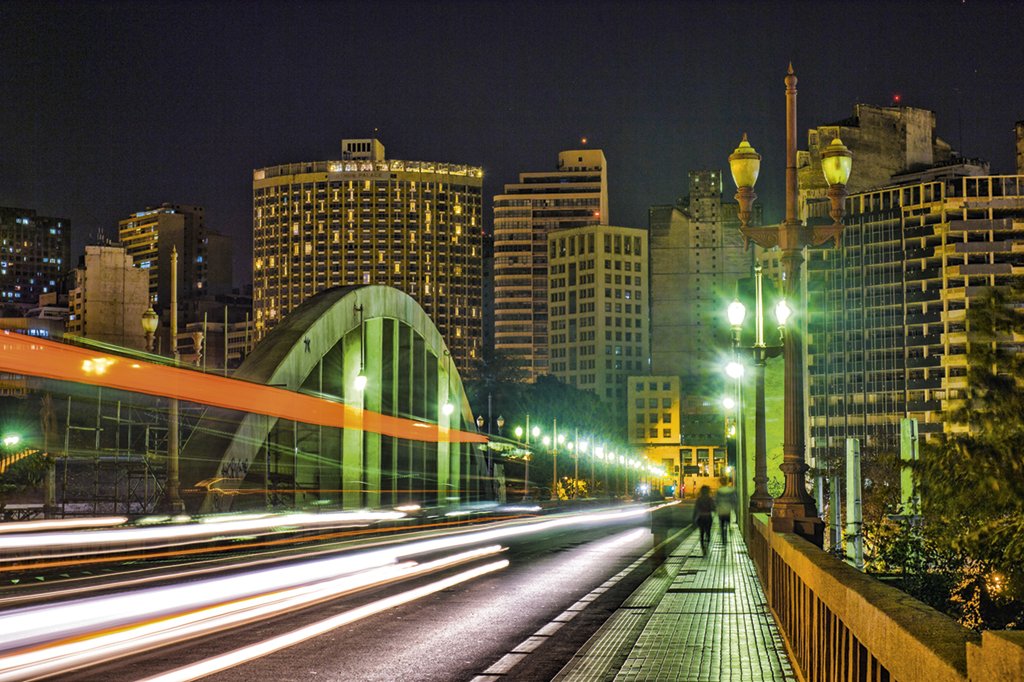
<box><xmin>693</xmin><ymin>485</ymin><xmax>715</xmax><ymax>556</ymax></box>
<box><xmin>716</xmin><ymin>476</ymin><xmax>738</xmax><ymax>546</ymax></box>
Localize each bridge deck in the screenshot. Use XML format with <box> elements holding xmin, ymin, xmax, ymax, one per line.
<box><xmin>555</xmin><ymin>521</ymin><xmax>795</xmax><ymax>681</ymax></box>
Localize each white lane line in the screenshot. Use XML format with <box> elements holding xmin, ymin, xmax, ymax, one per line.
<box><xmin>476</xmin><ymin>524</ymin><xmax>677</xmax><ymax>680</ymax></box>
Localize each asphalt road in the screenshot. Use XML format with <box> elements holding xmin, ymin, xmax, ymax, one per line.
<box><xmin>74</xmin><ymin>504</ymin><xmax>693</xmax><ymax>682</ymax></box>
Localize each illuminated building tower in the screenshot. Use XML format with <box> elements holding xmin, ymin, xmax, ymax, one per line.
<box><xmin>0</xmin><ymin>206</ymin><xmax>70</xmax><ymax>310</ymax></box>
<box><xmin>118</xmin><ymin>203</ymin><xmax>233</xmax><ymax>322</ymax></box>
<box><xmin>493</xmin><ymin>149</ymin><xmax>607</xmax><ymax>380</ymax></box>
<box><xmin>648</xmin><ymin>170</ymin><xmax>750</xmax><ymax>445</ymax></box>
<box><xmin>806</xmin><ymin>162</ymin><xmax>1024</xmax><ymax>466</ymax></box>
<box><xmin>547</xmin><ymin>224</ymin><xmax>648</xmax><ymax>408</ymax></box>
<box><xmin>251</xmin><ymin>139</ymin><xmax>484</xmax><ymax>372</ymax></box>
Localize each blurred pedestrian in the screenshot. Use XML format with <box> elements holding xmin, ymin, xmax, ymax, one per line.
<box><xmin>693</xmin><ymin>485</ymin><xmax>715</xmax><ymax>556</ymax></box>
<box><xmin>716</xmin><ymin>476</ymin><xmax>737</xmax><ymax>546</ymax></box>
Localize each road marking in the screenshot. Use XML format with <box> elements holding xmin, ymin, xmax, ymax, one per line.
<box><xmin>473</xmin><ymin>523</ymin><xmax>688</xmax><ymax>680</ymax></box>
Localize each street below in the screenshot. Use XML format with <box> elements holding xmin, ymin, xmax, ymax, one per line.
<box><xmin>1</xmin><ymin>504</ymin><xmax>693</xmax><ymax>682</ymax></box>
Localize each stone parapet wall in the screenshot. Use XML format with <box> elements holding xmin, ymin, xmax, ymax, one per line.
<box><xmin>749</xmin><ymin>514</ymin><xmax>1024</xmax><ymax>682</ymax></box>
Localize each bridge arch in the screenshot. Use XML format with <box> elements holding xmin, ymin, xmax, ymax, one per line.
<box><xmin>183</xmin><ymin>285</ymin><xmax>486</xmax><ymax>513</ymax></box>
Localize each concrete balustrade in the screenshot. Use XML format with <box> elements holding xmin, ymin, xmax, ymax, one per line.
<box><xmin>748</xmin><ymin>513</ymin><xmax>1024</xmax><ymax>682</ymax></box>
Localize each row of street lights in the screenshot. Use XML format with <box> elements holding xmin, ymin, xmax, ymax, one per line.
<box><xmin>502</xmin><ymin>417</ymin><xmax>665</xmax><ymax>501</ymax></box>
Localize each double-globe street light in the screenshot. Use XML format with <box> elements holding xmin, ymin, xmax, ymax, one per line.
<box><xmin>726</xmin><ymin>265</ymin><xmax>787</xmax><ymax>515</ymax></box>
<box><xmin>727</xmin><ymin>65</ymin><xmax>852</xmax><ymax>545</ymax></box>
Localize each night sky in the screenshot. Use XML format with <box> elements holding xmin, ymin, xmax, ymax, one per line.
<box><xmin>2</xmin><ymin>0</ymin><xmax>1022</xmax><ymax>286</ymax></box>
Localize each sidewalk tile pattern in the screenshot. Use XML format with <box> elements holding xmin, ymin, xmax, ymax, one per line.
<box><xmin>555</xmin><ymin>524</ymin><xmax>795</xmax><ymax>682</ymax></box>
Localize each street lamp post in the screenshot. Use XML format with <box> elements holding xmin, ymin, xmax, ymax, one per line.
<box><xmin>726</xmin><ymin>267</ymin><xmax>782</xmax><ymax>515</ymax></box>
<box><xmin>728</xmin><ymin>65</ymin><xmax>852</xmax><ymax>545</ymax></box>
<box><xmin>166</xmin><ymin>247</ymin><xmax>184</xmax><ymax>514</ymax></box>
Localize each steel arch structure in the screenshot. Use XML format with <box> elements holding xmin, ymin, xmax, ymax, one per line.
<box><xmin>182</xmin><ymin>285</ymin><xmax>486</xmax><ymax>513</ymax></box>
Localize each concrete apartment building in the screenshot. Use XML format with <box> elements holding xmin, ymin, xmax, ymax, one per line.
<box><xmin>546</xmin><ymin>224</ymin><xmax>648</xmax><ymax>408</ymax></box>
<box><xmin>67</xmin><ymin>244</ymin><xmax>150</xmax><ymax>349</ymax></box>
<box><xmin>806</xmin><ymin>163</ymin><xmax>1024</xmax><ymax>466</ymax></box>
<box><xmin>1016</xmin><ymin>120</ymin><xmax>1024</xmax><ymax>175</ymax></box>
<box><xmin>0</xmin><ymin>206</ymin><xmax>69</xmax><ymax>310</ymax></box>
<box><xmin>252</xmin><ymin>139</ymin><xmax>484</xmax><ymax>373</ymax></box>
<box><xmin>648</xmin><ymin>170</ymin><xmax>750</xmax><ymax>446</ymax></box>
<box><xmin>118</xmin><ymin>203</ymin><xmax>234</xmax><ymax>323</ymax></box>
<box><xmin>493</xmin><ymin>149</ymin><xmax>608</xmax><ymax>380</ymax></box>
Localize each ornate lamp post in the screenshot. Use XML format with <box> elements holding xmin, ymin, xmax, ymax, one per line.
<box><xmin>727</xmin><ymin>65</ymin><xmax>852</xmax><ymax>544</ymax></box>
<box><xmin>726</xmin><ymin>264</ymin><xmax>783</xmax><ymax>515</ymax></box>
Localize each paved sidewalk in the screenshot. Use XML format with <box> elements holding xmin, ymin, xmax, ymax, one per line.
<box><xmin>553</xmin><ymin>522</ymin><xmax>795</xmax><ymax>682</ymax></box>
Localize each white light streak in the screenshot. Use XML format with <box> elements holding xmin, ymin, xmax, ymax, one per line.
<box><xmin>139</xmin><ymin>559</ymin><xmax>509</xmax><ymax>682</ymax></box>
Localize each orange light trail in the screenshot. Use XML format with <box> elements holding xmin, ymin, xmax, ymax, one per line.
<box><xmin>0</xmin><ymin>332</ymin><xmax>486</xmax><ymax>444</ymax></box>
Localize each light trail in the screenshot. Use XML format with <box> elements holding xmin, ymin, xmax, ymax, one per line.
<box><xmin>0</xmin><ymin>505</ymin><xmax>650</xmax><ymax>679</ymax></box>
<box><xmin>0</xmin><ymin>510</ymin><xmax>406</xmax><ymax>559</ymax></box>
<box><xmin>0</xmin><ymin>516</ymin><xmax>128</xmax><ymax>535</ymax></box>
<box><xmin>139</xmin><ymin>559</ymin><xmax>510</xmax><ymax>682</ymax></box>
<box><xmin>0</xmin><ymin>547</ymin><xmax>506</xmax><ymax>682</ymax></box>
<box><xmin>0</xmin><ymin>332</ymin><xmax>486</xmax><ymax>444</ymax></box>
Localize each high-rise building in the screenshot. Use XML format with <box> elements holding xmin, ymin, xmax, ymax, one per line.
<box><xmin>648</xmin><ymin>170</ymin><xmax>750</xmax><ymax>445</ymax></box>
<box><xmin>807</xmin><ymin>164</ymin><xmax>1024</xmax><ymax>466</ymax></box>
<box><xmin>1016</xmin><ymin>120</ymin><xmax>1024</xmax><ymax>175</ymax></box>
<box><xmin>796</xmin><ymin>104</ymin><xmax>954</xmax><ymax>220</ymax></box>
<box><xmin>252</xmin><ymin>139</ymin><xmax>484</xmax><ymax>372</ymax></box>
<box><xmin>0</xmin><ymin>206</ymin><xmax>70</xmax><ymax>310</ymax></box>
<box><xmin>493</xmin><ymin>149</ymin><xmax>608</xmax><ymax>380</ymax></box>
<box><xmin>546</xmin><ymin>224</ymin><xmax>648</xmax><ymax>408</ymax></box>
<box><xmin>118</xmin><ymin>204</ymin><xmax>234</xmax><ymax>322</ymax></box>
<box><xmin>67</xmin><ymin>244</ymin><xmax>150</xmax><ymax>349</ymax></box>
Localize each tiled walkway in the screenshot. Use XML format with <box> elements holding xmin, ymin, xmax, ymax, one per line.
<box><xmin>554</xmin><ymin>523</ymin><xmax>795</xmax><ymax>682</ymax></box>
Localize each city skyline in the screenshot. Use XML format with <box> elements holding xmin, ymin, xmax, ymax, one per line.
<box><xmin>3</xmin><ymin>1</ymin><xmax>1023</xmax><ymax>285</ymax></box>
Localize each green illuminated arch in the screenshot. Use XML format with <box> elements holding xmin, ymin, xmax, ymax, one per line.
<box><xmin>183</xmin><ymin>285</ymin><xmax>484</xmax><ymax>513</ymax></box>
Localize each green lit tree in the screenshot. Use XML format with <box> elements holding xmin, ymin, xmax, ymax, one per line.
<box><xmin>916</xmin><ymin>281</ymin><xmax>1024</xmax><ymax>626</ymax></box>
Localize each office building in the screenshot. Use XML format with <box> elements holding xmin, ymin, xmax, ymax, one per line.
<box><xmin>67</xmin><ymin>244</ymin><xmax>150</xmax><ymax>349</ymax></box>
<box><xmin>648</xmin><ymin>170</ymin><xmax>750</xmax><ymax>445</ymax></box>
<box><xmin>807</xmin><ymin>165</ymin><xmax>1024</xmax><ymax>467</ymax></box>
<box><xmin>1016</xmin><ymin>120</ymin><xmax>1024</xmax><ymax>175</ymax></box>
<box><xmin>796</xmin><ymin>104</ymin><xmax>954</xmax><ymax>219</ymax></box>
<box><xmin>493</xmin><ymin>149</ymin><xmax>608</xmax><ymax>380</ymax></box>
<box><xmin>546</xmin><ymin>224</ymin><xmax>648</xmax><ymax>408</ymax></box>
<box><xmin>252</xmin><ymin>139</ymin><xmax>484</xmax><ymax>373</ymax></box>
<box><xmin>0</xmin><ymin>206</ymin><xmax>69</xmax><ymax>310</ymax></box>
<box><xmin>118</xmin><ymin>203</ymin><xmax>233</xmax><ymax>323</ymax></box>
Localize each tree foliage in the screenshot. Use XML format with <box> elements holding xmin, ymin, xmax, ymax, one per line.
<box><xmin>916</xmin><ymin>281</ymin><xmax>1024</xmax><ymax>618</ymax></box>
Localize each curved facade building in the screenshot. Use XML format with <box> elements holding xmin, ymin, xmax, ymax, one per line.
<box><xmin>252</xmin><ymin>139</ymin><xmax>484</xmax><ymax>374</ymax></box>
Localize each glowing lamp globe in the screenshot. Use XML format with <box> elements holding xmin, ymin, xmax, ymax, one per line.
<box><xmin>141</xmin><ymin>307</ymin><xmax>159</xmax><ymax>334</ymax></box>
<box><xmin>775</xmin><ymin>299</ymin><xmax>793</xmax><ymax>326</ymax></box>
<box><xmin>821</xmin><ymin>137</ymin><xmax>853</xmax><ymax>187</ymax></box>
<box><xmin>728</xmin><ymin>134</ymin><xmax>761</xmax><ymax>189</ymax></box>
<box><xmin>727</xmin><ymin>300</ymin><xmax>746</xmax><ymax>327</ymax></box>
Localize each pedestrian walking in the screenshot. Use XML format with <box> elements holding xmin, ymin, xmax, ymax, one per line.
<box><xmin>716</xmin><ymin>476</ymin><xmax>738</xmax><ymax>546</ymax></box>
<box><xmin>693</xmin><ymin>485</ymin><xmax>715</xmax><ymax>556</ymax></box>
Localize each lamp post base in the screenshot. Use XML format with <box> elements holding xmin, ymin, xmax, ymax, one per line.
<box><xmin>771</xmin><ymin>511</ymin><xmax>824</xmax><ymax>547</ymax></box>
<box><xmin>748</xmin><ymin>493</ymin><xmax>773</xmax><ymax>514</ymax></box>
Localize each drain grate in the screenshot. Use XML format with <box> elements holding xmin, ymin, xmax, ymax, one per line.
<box><xmin>666</xmin><ymin>587</ymin><xmax>736</xmax><ymax>594</ymax></box>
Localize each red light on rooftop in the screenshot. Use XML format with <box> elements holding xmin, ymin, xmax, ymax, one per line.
<box><xmin>892</xmin><ymin>93</ymin><xmax>902</xmax><ymax>104</ymax></box>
